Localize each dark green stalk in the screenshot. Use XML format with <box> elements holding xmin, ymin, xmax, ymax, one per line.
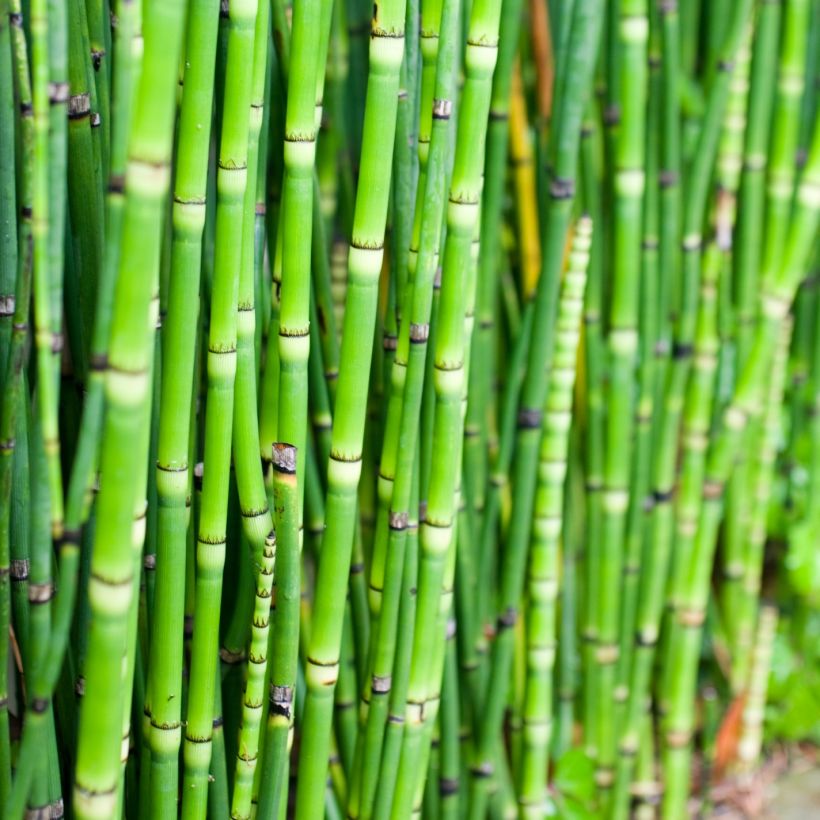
<box><xmin>0</xmin><ymin>5</ymin><xmax>35</xmax><ymax>805</ymax></box>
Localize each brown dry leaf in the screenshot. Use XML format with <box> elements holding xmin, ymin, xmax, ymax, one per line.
<box><xmin>715</xmin><ymin>694</ymin><xmax>747</xmax><ymax>778</ymax></box>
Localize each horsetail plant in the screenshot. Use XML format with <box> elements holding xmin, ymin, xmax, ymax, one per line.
<box><xmin>3</xmin><ymin>4</ymin><xmax>820</xmax><ymax>818</ymax></box>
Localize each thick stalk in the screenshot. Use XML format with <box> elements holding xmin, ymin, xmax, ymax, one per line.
<box><xmin>293</xmin><ymin>0</ymin><xmax>407</xmax><ymax>813</ymax></box>
<box><xmin>72</xmin><ymin>1</ymin><xmax>186</xmax><ymax>815</ymax></box>
<box><xmin>145</xmin><ymin>1</ymin><xmax>220</xmax><ymax>812</ymax></box>
<box><xmin>181</xmin><ymin>1</ymin><xmax>259</xmax><ymax>813</ymax></box>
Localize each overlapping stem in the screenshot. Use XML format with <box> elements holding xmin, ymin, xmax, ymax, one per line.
<box><xmin>293</xmin><ymin>0</ymin><xmax>407</xmax><ymax>813</ymax></box>
<box><xmin>181</xmin><ymin>1</ymin><xmax>259</xmax><ymax>812</ymax></box>
<box><xmin>145</xmin><ymin>1</ymin><xmax>220</xmax><ymax>812</ymax></box>
<box><xmin>72</xmin><ymin>1</ymin><xmax>186</xmax><ymax>815</ymax></box>
<box><xmin>468</xmin><ymin>2</ymin><xmax>603</xmax><ymax>815</ymax></box>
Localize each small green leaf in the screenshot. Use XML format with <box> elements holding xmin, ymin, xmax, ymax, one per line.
<box><xmin>553</xmin><ymin>748</ymin><xmax>596</xmax><ymax>804</ymax></box>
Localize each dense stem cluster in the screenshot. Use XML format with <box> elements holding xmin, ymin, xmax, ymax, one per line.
<box><xmin>0</xmin><ymin>0</ymin><xmax>818</xmax><ymax>818</ymax></box>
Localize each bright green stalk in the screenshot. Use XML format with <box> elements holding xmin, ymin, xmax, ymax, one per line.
<box><xmin>72</xmin><ymin>0</ymin><xmax>186</xmax><ymax>815</ymax></box>
<box><xmin>579</xmin><ymin>102</ymin><xmax>604</xmax><ymax>760</ymax></box>
<box><xmin>370</xmin><ymin>457</ymin><xmax>419</xmax><ymax>819</ymax></box>
<box><xmin>396</xmin><ymin>0</ymin><xmax>517</xmax><ymax>812</ymax></box>
<box><xmin>518</xmin><ymin>218</ymin><xmax>590</xmax><ymax>816</ymax></box>
<box><xmin>348</xmin><ymin>0</ymin><xmax>457</xmax><ymax>814</ymax></box>
<box><xmin>229</xmin><ymin>4</ymin><xmax>276</xmax><ymax>814</ymax></box>
<box><xmin>30</xmin><ymin>0</ymin><xmax>64</xmax><ymax>563</ymax></box>
<box><xmin>20</xmin><ymin>412</ymin><xmax>57</xmax><ymax>819</ymax></box>
<box><xmin>180</xmin><ymin>0</ymin><xmax>260</xmax><ymax>814</ymax></box>
<box><xmin>274</xmin><ymin>0</ymin><xmax>328</xmax><ymax>533</ymax></box>
<box><xmin>367</xmin><ymin>0</ymin><xmax>442</xmax><ymax>632</ymax></box>
<box><xmin>145</xmin><ymin>0</ymin><xmax>220</xmax><ymax>812</ymax></box>
<box><xmin>731</xmin><ymin>329</ymin><xmax>790</xmax><ymax>691</ymax></box>
<box><xmin>615</xmin><ymin>10</ymin><xmax>659</xmax><ymax>746</ymax></box>
<box><xmin>293</xmin><ymin>0</ymin><xmax>407</xmax><ymax>812</ymax></box>
<box><xmin>760</xmin><ymin>0</ymin><xmax>812</xmax><ymax>293</ymax></box>
<box><xmin>654</xmin><ymin>0</ymin><xmax>682</xmax><ymax>402</ymax></box>
<box><xmin>439</xmin><ymin>631</ymin><xmax>460</xmax><ymax>820</ymax></box>
<box><xmin>467</xmin><ymin>3</ymin><xmax>603</xmax><ymax>816</ymax></box>
<box><xmin>595</xmin><ymin>0</ymin><xmax>648</xmax><ymax>791</ymax></box>
<box><xmin>610</xmin><ymin>1</ymin><xmax>753</xmax><ymax>812</ymax></box>
<box><xmin>231</xmin><ymin>531</ymin><xmax>276</xmax><ymax>817</ymax></box>
<box><xmin>720</xmin><ymin>14</ymin><xmax>778</xmax><ymax>649</ymax></box>
<box><xmin>722</xmin><ymin>2</ymin><xmax>783</xmax><ymax>658</ymax></box>
<box><xmin>661</xmin><ymin>112</ymin><xmax>820</xmax><ymax>820</ymax></box>
<box><xmin>46</xmin><ymin>0</ymin><xmax>68</xmax><ymax>396</ymax></box>
<box><xmin>468</xmin><ymin>0</ymin><xmax>525</xmax><ymax>680</ymax></box>
<box><xmin>256</xmin><ymin>444</ymin><xmax>299</xmax><ymax>818</ymax></box>
<box><xmin>9</xmin><ymin>2</ymin><xmax>139</xmax><ymax>811</ymax></box>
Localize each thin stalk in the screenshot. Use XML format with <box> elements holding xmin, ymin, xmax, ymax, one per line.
<box><xmin>518</xmin><ymin>218</ymin><xmax>590</xmax><ymax>816</ymax></box>
<box><xmin>255</xmin><ymin>445</ymin><xmax>299</xmax><ymax>817</ymax></box>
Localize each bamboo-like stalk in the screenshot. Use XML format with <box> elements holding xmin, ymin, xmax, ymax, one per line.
<box><xmin>180</xmin><ymin>1</ymin><xmax>259</xmax><ymax>814</ymax></box>
<box><xmin>228</xmin><ymin>3</ymin><xmax>276</xmax><ymax>814</ymax></box>
<box><xmin>611</xmin><ymin>2</ymin><xmax>753</xmax><ymax>812</ymax></box>
<box><xmin>736</xmin><ymin>605</ymin><xmax>778</xmax><ymax>774</ymax></box>
<box><xmin>595</xmin><ymin>0</ymin><xmax>648</xmax><ymax>793</ymax></box>
<box><xmin>731</xmin><ymin>326</ymin><xmax>790</xmax><ymax>691</ymax></box>
<box><xmin>144</xmin><ymin>1</ymin><xmax>220</xmax><ymax>813</ymax></box>
<box><xmin>0</xmin><ymin>4</ymin><xmax>34</xmax><ymax>806</ymax></box>
<box><xmin>348</xmin><ymin>0</ymin><xmax>458</xmax><ymax>814</ymax></box>
<box><xmin>256</xmin><ymin>444</ymin><xmax>299</xmax><ymax>817</ymax></box>
<box><xmin>721</xmin><ymin>0</ymin><xmax>783</xmax><ymax>675</ymax></box>
<box><xmin>468</xmin><ymin>0</ymin><xmax>527</xmax><ymax>678</ymax></box>
<box><xmin>518</xmin><ymin>217</ymin><xmax>590</xmax><ymax>816</ymax></box>
<box><xmin>661</xmin><ymin>111</ymin><xmax>820</xmax><ymax>820</ymax></box>
<box><xmin>72</xmin><ymin>1</ymin><xmax>186</xmax><ymax>815</ymax></box>
<box><xmin>468</xmin><ymin>3</ymin><xmax>603</xmax><ymax>816</ymax></box>
<box><xmin>8</xmin><ymin>3</ymin><xmax>138</xmax><ymax>813</ymax></box>
<box><xmin>293</xmin><ymin>0</ymin><xmax>407</xmax><ymax>812</ymax></box>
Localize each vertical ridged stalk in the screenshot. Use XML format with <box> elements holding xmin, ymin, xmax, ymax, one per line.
<box><xmin>467</xmin><ymin>3</ymin><xmax>603</xmax><ymax>816</ymax></box>
<box><xmin>349</xmin><ymin>0</ymin><xmax>458</xmax><ymax>812</ymax></box>
<box><xmin>229</xmin><ymin>2</ymin><xmax>275</xmax><ymax>814</ymax></box>
<box><xmin>0</xmin><ymin>3</ymin><xmax>33</xmax><ymax>807</ymax></box>
<box><xmin>256</xmin><ymin>444</ymin><xmax>299</xmax><ymax>818</ymax></box>
<box><xmin>72</xmin><ymin>1</ymin><xmax>186</xmax><ymax>815</ymax></box>
<box><xmin>181</xmin><ymin>0</ymin><xmax>259</xmax><ymax>813</ymax></box>
<box><xmin>293</xmin><ymin>0</ymin><xmax>407</xmax><ymax>813</ymax></box>
<box><xmin>145</xmin><ymin>1</ymin><xmax>220</xmax><ymax>813</ymax></box>
<box><xmin>661</xmin><ymin>113</ymin><xmax>820</xmax><ymax>820</ymax></box>
<box><xmin>596</xmin><ymin>0</ymin><xmax>648</xmax><ymax>792</ymax></box>
<box><xmin>518</xmin><ymin>218</ymin><xmax>590</xmax><ymax>816</ymax></box>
